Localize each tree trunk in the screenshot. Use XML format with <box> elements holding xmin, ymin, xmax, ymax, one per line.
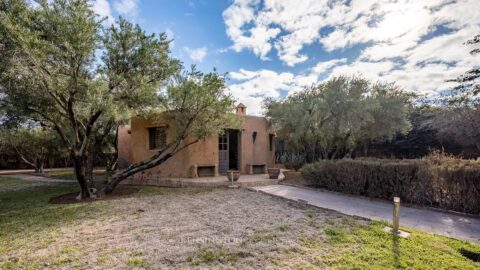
<box><xmin>84</xmin><ymin>143</ymin><xmax>95</xmax><ymax>189</ymax></box>
<box><xmin>33</xmin><ymin>158</ymin><xmax>41</xmax><ymax>174</ymax></box>
<box><xmin>72</xmin><ymin>154</ymin><xmax>94</xmax><ymax>199</ymax></box>
<box><xmin>99</xmin><ymin>137</ymin><xmax>200</xmax><ymax>196</ymax></box>
<box><xmin>107</xmin><ymin>126</ymin><xmax>119</xmax><ymax>173</ymax></box>
<box><xmin>100</xmin><ymin>152</ymin><xmax>173</xmax><ymax>195</ymax></box>
<box><xmin>35</xmin><ymin>158</ymin><xmax>45</xmax><ymax>175</ymax></box>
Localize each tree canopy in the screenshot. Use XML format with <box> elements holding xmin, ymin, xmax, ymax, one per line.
<box><xmin>430</xmin><ymin>34</ymin><xmax>480</xmax><ymax>150</ymax></box>
<box><xmin>0</xmin><ymin>127</ymin><xmax>67</xmax><ymax>173</ymax></box>
<box><xmin>264</xmin><ymin>76</ymin><xmax>413</xmax><ymax>160</ymax></box>
<box><xmin>0</xmin><ymin>0</ymin><xmax>237</xmax><ymax>198</ymax></box>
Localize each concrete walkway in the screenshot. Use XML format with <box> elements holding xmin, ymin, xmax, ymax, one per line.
<box><xmin>0</xmin><ymin>168</ymin><xmax>77</xmax><ymax>175</ymax></box>
<box><xmin>253</xmin><ymin>185</ymin><xmax>480</xmax><ymax>243</ymax></box>
<box><xmin>4</xmin><ymin>174</ymin><xmax>75</xmax><ymax>183</ymax></box>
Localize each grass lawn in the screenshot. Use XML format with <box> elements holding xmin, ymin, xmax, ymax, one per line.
<box><xmin>47</xmin><ymin>169</ymin><xmax>107</xmax><ymax>181</ymax></box>
<box><xmin>1</xmin><ymin>176</ymin><xmax>479</xmax><ymax>269</ymax></box>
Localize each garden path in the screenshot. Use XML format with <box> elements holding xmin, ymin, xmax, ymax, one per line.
<box><xmin>5</xmin><ymin>174</ymin><xmax>74</xmax><ymax>183</ymax></box>
<box><xmin>253</xmin><ymin>184</ymin><xmax>480</xmax><ymax>243</ymax></box>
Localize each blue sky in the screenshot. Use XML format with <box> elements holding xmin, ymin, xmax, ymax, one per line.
<box><xmin>93</xmin><ymin>0</ymin><xmax>480</xmax><ymax>114</ymax></box>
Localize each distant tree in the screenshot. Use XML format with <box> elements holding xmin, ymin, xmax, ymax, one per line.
<box><xmin>448</xmin><ymin>34</ymin><xmax>480</xmax><ymax>97</ymax></box>
<box><xmin>0</xmin><ymin>127</ymin><xmax>67</xmax><ymax>174</ymax></box>
<box><xmin>366</xmin><ymin>105</ymin><xmax>464</xmax><ymax>158</ymax></box>
<box><xmin>358</xmin><ymin>83</ymin><xmax>414</xmax><ymax>155</ymax></box>
<box><xmin>428</xmin><ymin>106</ymin><xmax>480</xmax><ymax>151</ymax></box>
<box><xmin>264</xmin><ymin>76</ymin><xmax>412</xmax><ymax>160</ymax></box>
<box><xmin>436</xmin><ymin>34</ymin><xmax>480</xmax><ymax>150</ymax></box>
<box><xmin>0</xmin><ymin>0</ymin><xmax>236</xmax><ymax>198</ymax></box>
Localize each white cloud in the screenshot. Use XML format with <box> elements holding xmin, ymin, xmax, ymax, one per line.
<box><xmin>224</xmin><ymin>0</ymin><xmax>480</xmax><ymax>115</ymax></box>
<box><xmin>91</xmin><ymin>0</ymin><xmax>114</xmax><ymax>24</ymax></box>
<box><xmin>113</xmin><ymin>0</ymin><xmax>139</xmax><ymax>17</ymax></box>
<box><xmin>312</xmin><ymin>58</ymin><xmax>348</xmax><ymax>74</ymax></box>
<box><xmin>228</xmin><ymin>68</ymin><xmax>319</xmax><ymax>115</ymax></box>
<box><xmin>223</xmin><ymin>0</ymin><xmax>332</xmax><ymax>65</ymax></box>
<box><xmin>223</xmin><ymin>0</ymin><xmax>280</xmax><ymax>60</ymax></box>
<box><xmin>184</xmin><ymin>46</ymin><xmax>208</xmax><ymax>62</ymax></box>
<box><xmin>223</xmin><ymin>0</ymin><xmax>480</xmax><ymax>66</ymax></box>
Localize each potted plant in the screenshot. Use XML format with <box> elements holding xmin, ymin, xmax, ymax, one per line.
<box><xmin>267</xmin><ymin>168</ymin><xmax>281</xmax><ymax>179</ymax></box>
<box><xmin>226</xmin><ymin>170</ymin><xmax>240</xmax><ymax>181</ymax></box>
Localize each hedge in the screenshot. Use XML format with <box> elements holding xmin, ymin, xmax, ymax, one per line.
<box><xmin>300</xmin><ymin>157</ymin><xmax>480</xmax><ymax>215</ymax></box>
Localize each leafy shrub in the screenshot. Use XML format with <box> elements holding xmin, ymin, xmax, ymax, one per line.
<box><xmin>301</xmin><ymin>154</ymin><xmax>480</xmax><ymax>215</ymax></box>
<box><xmin>276</xmin><ymin>152</ymin><xmax>306</xmax><ymax>171</ymax></box>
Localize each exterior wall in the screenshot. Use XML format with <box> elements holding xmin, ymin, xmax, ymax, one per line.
<box><xmin>117</xmin><ymin>125</ymin><xmax>133</xmax><ymax>169</ymax></box>
<box><xmin>117</xmin><ymin>113</ymin><xmax>275</xmax><ymax>178</ymax></box>
<box><xmin>128</xmin><ymin>117</ymin><xmax>192</xmax><ymax>178</ymax></box>
<box><xmin>239</xmin><ymin>115</ymin><xmax>275</xmax><ymax>173</ymax></box>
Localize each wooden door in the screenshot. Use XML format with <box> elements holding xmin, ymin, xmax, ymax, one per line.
<box><xmin>218</xmin><ymin>132</ymin><xmax>229</xmax><ymax>175</ymax></box>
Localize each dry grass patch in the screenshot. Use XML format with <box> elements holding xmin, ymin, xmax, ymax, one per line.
<box><xmin>1</xmin><ymin>176</ymin><xmax>479</xmax><ymax>269</ymax></box>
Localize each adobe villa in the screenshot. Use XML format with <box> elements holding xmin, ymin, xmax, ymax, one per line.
<box><xmin>117</xmin><ymin>104</ymin><xmax>278</xmax><ymax>185</ymax></box>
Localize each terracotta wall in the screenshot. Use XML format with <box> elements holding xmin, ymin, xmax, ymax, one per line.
<box><xmin>117</xmin><ymin>125</ymin><xmax>133</xmax><ymax>169</ymax></box>
<box><xmin>117</xmin><ymin>114</ymin><xmax>275</xmax><ymax>178</ymax></box>
<box><xmin>239</xmin><ymin>116</ymin><xmax>275</xmax><ymax>173</ymax></box>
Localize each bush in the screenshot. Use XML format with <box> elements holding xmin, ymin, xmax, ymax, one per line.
<box><xmin>301</xmin><ymin>154</ymin><xmax>480</xmax><ymax>215</ymax></box>
<box><xmin>276</xmin><ymin>152</ymin><xmax>306</xmax><ymax>171</ymax></box>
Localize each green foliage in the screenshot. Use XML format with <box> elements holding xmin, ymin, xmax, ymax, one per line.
<box><xmin>276</xmin><ymin>152</ymin><xmax>306</xmax><ymax>171</ymax></box>
<box><xmin>0</xmin><ymin>127</ymin><xmax>67</xmax><ymax>172</ymax></box>
<box><xmin>434</xmin><ymin>34</ymin><xmax>480</xmax><ymax>151</ymax></box>
<box><xmin>265</xmin><ymin>76</ymin><xmax>412</xmax><ymax>160</ymax></box>
<box><xmin>446</xmin><ymin>34</ymin><xmax>480</xmax><ymax>106</ymax></box>
<box><xmin>159</xmin><ymin>67</ymin><xmax>240</xmax><ymax>142</ymax></box>
<box><xmin>0</xmin><ymin>0</ymin><xmax>236</xmax><ymax>196</ymax></box>
<box><xmin>301</xmin><ymin>153</ymin><xmax>480</xmax><ymax>214</ymax></box>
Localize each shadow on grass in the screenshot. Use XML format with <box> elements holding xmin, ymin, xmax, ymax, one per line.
<box><xmin>460</xmin><ymin>248</ymin><xmax>480</xmax><ymax>262</ymax></box>
<box><xmin>392</xmin><ymin>233</ymin><xmax>400</xmax><ymax>268</ymax></box>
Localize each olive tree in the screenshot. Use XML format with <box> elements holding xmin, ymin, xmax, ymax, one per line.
<box><xmin>432</xmin><ymin>34</ymin><xmax>480</xmax><ymax>150</ymax></box>
<box><xmin>264</xmin><ymin>76</ymin><xmax>412</xmax><ymax>160</ymax></box>
<box><xmin>0</xmin><ymin>127</ymin><xmax>67</xmax><ymax>173</ymax></box>
<box><xmin>0</xmin><ymin>0</ymin><xmax>237</xmax><ymax>198</ymax></box>
<box><xmin>102</xmin><ymin>68</ymin><xmax>238</xmax><ymax>194</ymax></box>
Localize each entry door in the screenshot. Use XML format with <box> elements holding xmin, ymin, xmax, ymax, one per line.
<box><xmin>218</xmin><ymin>132</ymin><xmax>229</xmax><ymax>175</ymax></box>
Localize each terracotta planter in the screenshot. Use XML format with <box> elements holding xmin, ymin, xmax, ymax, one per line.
<box><xmin>227</xmin><ymin>170</ymin><xmax>241</xmax><ymax>182</ymax></box>
<box><xmin>267</xmin><ymin>168</ymin><xmax>281</xmax><ymax>179</ymax></box>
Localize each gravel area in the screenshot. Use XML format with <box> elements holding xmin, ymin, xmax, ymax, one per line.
<box><xmin>6</xmin><ymin>188</ymin><xmax>353</xmax><ymax>269</ymax></box>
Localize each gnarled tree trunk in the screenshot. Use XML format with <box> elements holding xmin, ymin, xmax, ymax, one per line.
<box><xmin>72</xmin><ymin>153</ymin><xmax>95</xmax><ymax>199</ymax></box>
<box><xmin>99</xmin><ymin>138</ymin><xmax>200</xmax><ymax>196</ymax></box>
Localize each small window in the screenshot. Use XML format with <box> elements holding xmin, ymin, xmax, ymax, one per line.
<box><xmin>269</xmin><ymin>134</ymin><xmax>274</xmax><ymax>151</ymax></box>
<box><xmin>148</xmin><ymin>127</ymin><xmax>167</xmax><ymax>150</ymax></box>
<box><xmin>219</xmin><ymin>133</ymin><xmax>228</xmax><ymax>150</ymax></box>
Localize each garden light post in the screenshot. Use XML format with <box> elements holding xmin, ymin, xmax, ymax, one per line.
<box><xmin>393</xmin><ymin>197</ymin><xmax>400</xmax><ymax>234</ymax></box>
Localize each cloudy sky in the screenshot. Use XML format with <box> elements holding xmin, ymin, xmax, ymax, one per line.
<box><xmin>93</xmin><ymin>0</ymin><xmax>480</xmax><ymax>115</ymax></box>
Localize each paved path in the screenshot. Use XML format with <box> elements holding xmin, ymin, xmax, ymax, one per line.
<box><xmin>253</xmin><ymin>185</ymin><xmax>480</xmax><ymax>243</ymax></box>
<box><xmin>0</xmin><ymin>168</ymin><xmax>71</xmax><ymax>175</ymax></box>
<box><xmin>4</xmin><ymin>174</ymin><xmax>75</xmax><ymax>183</ymax></box>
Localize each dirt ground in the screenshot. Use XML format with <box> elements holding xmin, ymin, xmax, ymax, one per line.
<box><xmin>4</xmin><ymin>187</ymin><xmax>352</xmax><ymax>269</ymax></box>
<box><xmin>2</xmin><ymin>177</ymin><xmax>480</xmax><ymax>270</ymax></box>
